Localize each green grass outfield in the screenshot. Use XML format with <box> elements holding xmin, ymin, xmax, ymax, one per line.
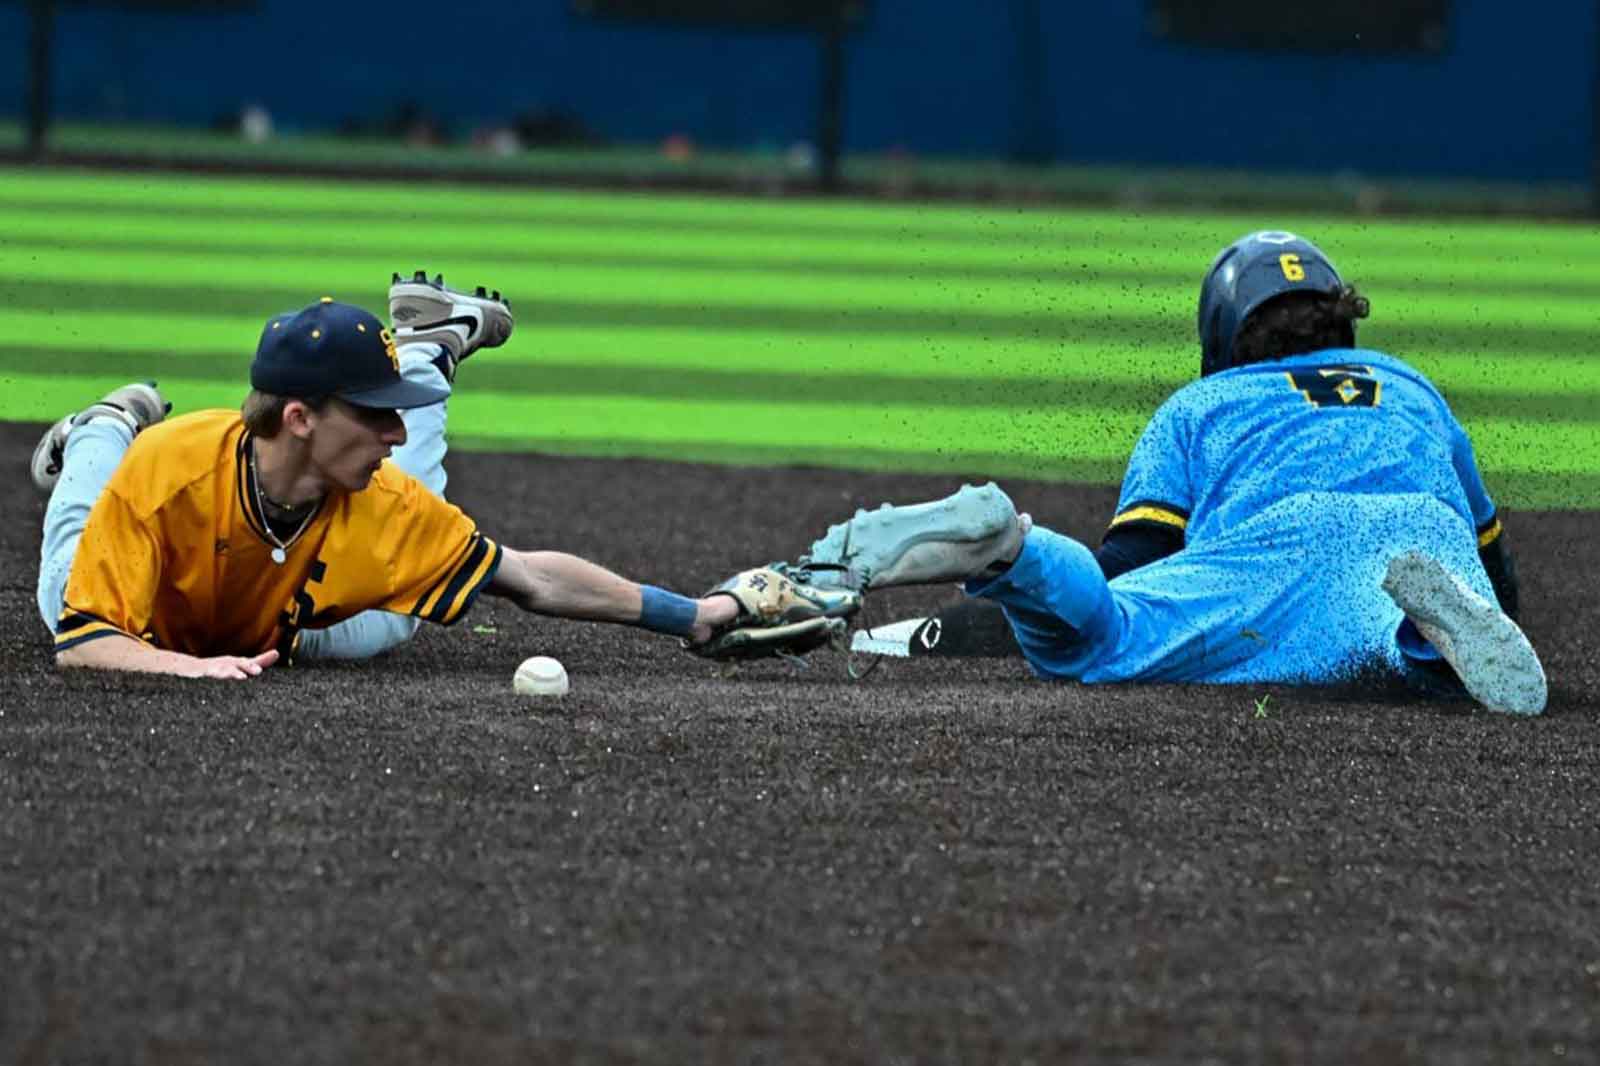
<box><xmin>3</xmin><ymin>166</ymin><xmax>1597</xmax><ymax>507</ymax></box>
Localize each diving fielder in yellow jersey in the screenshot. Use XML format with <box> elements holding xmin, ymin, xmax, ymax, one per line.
<box><xmin>31</xmin><ymin>274</ymin><xmax>850</xmax><ymax>680</ymax></box>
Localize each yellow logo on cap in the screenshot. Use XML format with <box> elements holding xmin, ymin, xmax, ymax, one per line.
<box><xmin>379</xmin><ymin>327</ymin><xmax>400</xmax><ymax>371</ymax></box>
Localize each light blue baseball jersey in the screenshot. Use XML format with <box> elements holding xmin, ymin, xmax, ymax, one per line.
<box><xmin>973</xmin><ymin>348</ymin><xmax>1504</xmax><ymax>685</ymax></box>
<box><xmin>1112</xmin><ymin>347</ymin><xmax>1497</xmax><ymax>544</ymax></box>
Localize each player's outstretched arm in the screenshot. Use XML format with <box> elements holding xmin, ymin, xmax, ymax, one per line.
<box><xmin>487</xmin><ymin>549</ymin><xmax>737</xmax><ymax>643</ymax></box>
<box><xmin>57</xmin><ymin>636</ymin><xmax>279</xmax><ymax>680</ymax></box>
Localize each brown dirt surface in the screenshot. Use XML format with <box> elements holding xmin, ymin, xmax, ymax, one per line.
<box><xmin>2</xmin><ymin>421</ymin><xmax>1598</xmax><ymax>1065</ymax></box>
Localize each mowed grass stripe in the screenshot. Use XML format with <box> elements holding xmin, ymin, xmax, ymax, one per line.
<box><xmin>4</xmin><ymin>170</ymin><xmax>1595</xmax><ymax>503</ymax></box>
<box><xmin>0</xmin><ymin>275</ymin><xmax>1591</xmax><ymax>356</ymax></box>
<box><xmin>438</xmin><ymin>435</ymin><xmax>1600</xmax><ymax>511</ymax></box>
<box><xmin>9</xmin><ymin>308</ymin><xmax>1191</xmax><ymax>377</ymax></box>
<box><xmin>5</xmin><ymin>239</ymin><xmax>1596</xmax><ymax>329</ymax></box>
<box><xmin>5</xmin><ymin>168</ymin><xmax>1600</xmax><ymax>259</ymax></box>
<box><xmin>7</xmin><ymin>198</ymin><xmax>1600</xmax><ymax>280</ymax></box>
<box><xmin>367</xmin><ymin>392</ymin><xmax>1600</xmax><ymax>480</ymax></box>
<box><xmin>12</xmin><ymin>170</ymin><xmax>1600</xmax><ymax>251</ymax></box>
<box><xmin>5</xmin><ymin>211</ymin><xmax>1598</xmax><ymax>294</ymax></box>
<box><xmin>0</xmin><ymin>272</ymin><xmax>1182</xmax><ymax>340</ymax></box>
<box><xmin>4</xmin><ymin>372</ymin><xmax>1591</xmax><ymax>507</ymax></box>
<box><xmin>14</xmin><ymin>312</ymin><xmax>1596</xmax><ymax>397</ymax></box>
<box><xmin>3</xmin><ymin>346</ymin><xmax>1594</xmax><ymax>424</ymax></box>
<box><xmin>2</xmin><ymin>370</ymin><xmax>1154</xmax><ymax>457</ymax></box>
<box><xmin>7</xmin><ymin>370</ymin><xmax>1596</xmax><ymax>475</ymax></box>
<box><xmin>10</xmin><ymin>229</ymin><xmax>1600</xmax><ymax>300</ymax></box>
<box><xmin>4</xmin><ymin>230</ymin><xmax>1597</xmax><ymax>314</ymax></box>
<box><xmin>4</xmin><ymin>185</ymin><xmax>1240</xmax><ymax>243</ymax></box>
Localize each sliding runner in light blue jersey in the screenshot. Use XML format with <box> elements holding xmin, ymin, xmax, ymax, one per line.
<box><xmin>779</xmin><ymin>230</ymin><xmax>1546</xmax><ymax>715</ymax></box>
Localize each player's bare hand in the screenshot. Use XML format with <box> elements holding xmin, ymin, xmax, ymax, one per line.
<box><xmin>187</xmin><ymin>650</ymin><xmax>279</xmax><ymax>680</ymax></box>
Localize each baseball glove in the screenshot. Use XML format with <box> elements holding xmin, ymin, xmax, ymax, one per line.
<box><xmin>691</xmin><ymin>566</ymin><xmax>862</xmax><ymax>661</ymax></box>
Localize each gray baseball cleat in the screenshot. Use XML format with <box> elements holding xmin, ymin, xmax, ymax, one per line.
<box><xmin>388</xmin><ymin>270</ymin><xmax>514</xmax><ymax>380</ymax></box>
<box><xmin>1382</xmin><ymin>550</ymin><xmax>1547</xmax><ymax>715</ymax></box>
<box><xmin>799</xmin><ymin>482</ymin><xmax>1031</xmax><ymax>591</ymax></box>
<box><xmin>30</xmin><ymin>381</ymin><xmax>170</xmax><ymax>495</ymax></box>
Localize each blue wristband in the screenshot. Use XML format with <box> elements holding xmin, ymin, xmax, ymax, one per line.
<box><xmin>638</xmin><ymin>585</ymin><xmax>700</xmax><ymax>637</ymax></box>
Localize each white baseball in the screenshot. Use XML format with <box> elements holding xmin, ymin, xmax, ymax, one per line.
<box><xmin>513</xmin><ymin>655</ymin><xmax>569</xmax><ymax>697</ymax></box>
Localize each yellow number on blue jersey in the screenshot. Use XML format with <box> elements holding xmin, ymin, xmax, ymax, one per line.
<box><xmin>1284</xmin><ymin>364</ymin><xmax>1381</xmax><ymax>408</ymax></box>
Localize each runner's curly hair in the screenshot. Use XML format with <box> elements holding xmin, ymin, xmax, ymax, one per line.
<box><xmin>1232</xmin><ymin>285</ymin><xmax>1371</xmax><ymax>367</ymax></box>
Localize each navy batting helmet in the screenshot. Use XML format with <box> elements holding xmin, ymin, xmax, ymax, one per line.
<box><xmin>1197</xmin><ymin>230</ymin><xmax>1350</xmax><ymax>377</ymax></box>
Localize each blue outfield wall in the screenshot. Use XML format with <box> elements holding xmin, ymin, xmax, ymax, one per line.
<box><xmin>0</xmin><ymin>0</ymin><xmax>1593</xmax><ymax>181</ymax></box>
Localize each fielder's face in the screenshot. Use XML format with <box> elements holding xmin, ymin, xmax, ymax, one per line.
<box><xmin>310</xmin><ymin>399</ymin><xmax>407</xmax><ymax>491</ymax></box>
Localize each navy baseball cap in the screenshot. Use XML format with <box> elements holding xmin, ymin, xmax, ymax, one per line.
<box><xmin>250</xmin><ymin>298</ymin><xmax>448</xmax><ymax>409</ymax></box>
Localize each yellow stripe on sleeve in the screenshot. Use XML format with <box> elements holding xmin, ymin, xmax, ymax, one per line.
<box><xmin>53</xmin><ymin>614</ymin><xmax>136</xmax><ymax>652</ymax></box>
<box><xmin>1109</xmin><ymin>505</ymin><xmax>1189</xmax><ymax>532</ymax></box>
<box><xmin>433</xmin><ymin>540</ymin><xmax>502</xmax><ymax>625</ymax></box>
<box><xmin>414</xmin><ymin>536</ymin><xmax>502</xmax><ymax>625</ymax></box>
<box><xmin>413</xmin><ymin>572</ymin><xmax>451</xmax><ymax>622</ymax></box>
<box><xmin>1477</xmin><ymin>518</ymin><xmax>1503</xmax><ymax>548</ymax></box>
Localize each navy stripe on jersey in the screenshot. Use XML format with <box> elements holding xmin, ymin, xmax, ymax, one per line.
<box><xmin>414</xmin><ymin>534</ymin><xmax>501</xmax><ymax>625</ymax></box>
<box><xmin>54</xmin><ymin>609</ymin><xmax>136</xmax><ymax>651</ymax></box>
<box><xmin>411</xmin><ymin>547</ymin><xmax>461</xmax><ymax>621</ymax></box>
<box><xmin>237</xmin><ymin>431</ymin><xmax>324</xmax><ymax>547</ymax></box>
<box><xmin>234</xmin><ymin>431</ymin><xmax>258</xmax><ymax>539</ymax></box>
<box><xmin>444</xmin><ymin>540</ymin><xmax>503</xmax><ymax>624</ymax></box>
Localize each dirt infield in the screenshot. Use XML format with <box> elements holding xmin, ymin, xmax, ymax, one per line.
<box><xmin>2</xmin><ymin>420</ymin><xmax>1597</xmax><ymax>1064</ymax></box>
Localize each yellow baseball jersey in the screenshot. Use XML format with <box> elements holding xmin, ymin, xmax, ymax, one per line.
<box><xmin>55</xmin><ymin>409</ymin><xmax>501</xmax><ymax>659</ymax></box>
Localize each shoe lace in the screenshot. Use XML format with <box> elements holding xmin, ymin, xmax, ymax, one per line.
<box><xmin>843</xmin><ymin>596</ymin><xmax>887</xmax><ymax>682</ymax></box>
<box><xmin>772</xmin><ymin>558</ymin><xmax>864</xmax><ymax>592</ymax></box>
